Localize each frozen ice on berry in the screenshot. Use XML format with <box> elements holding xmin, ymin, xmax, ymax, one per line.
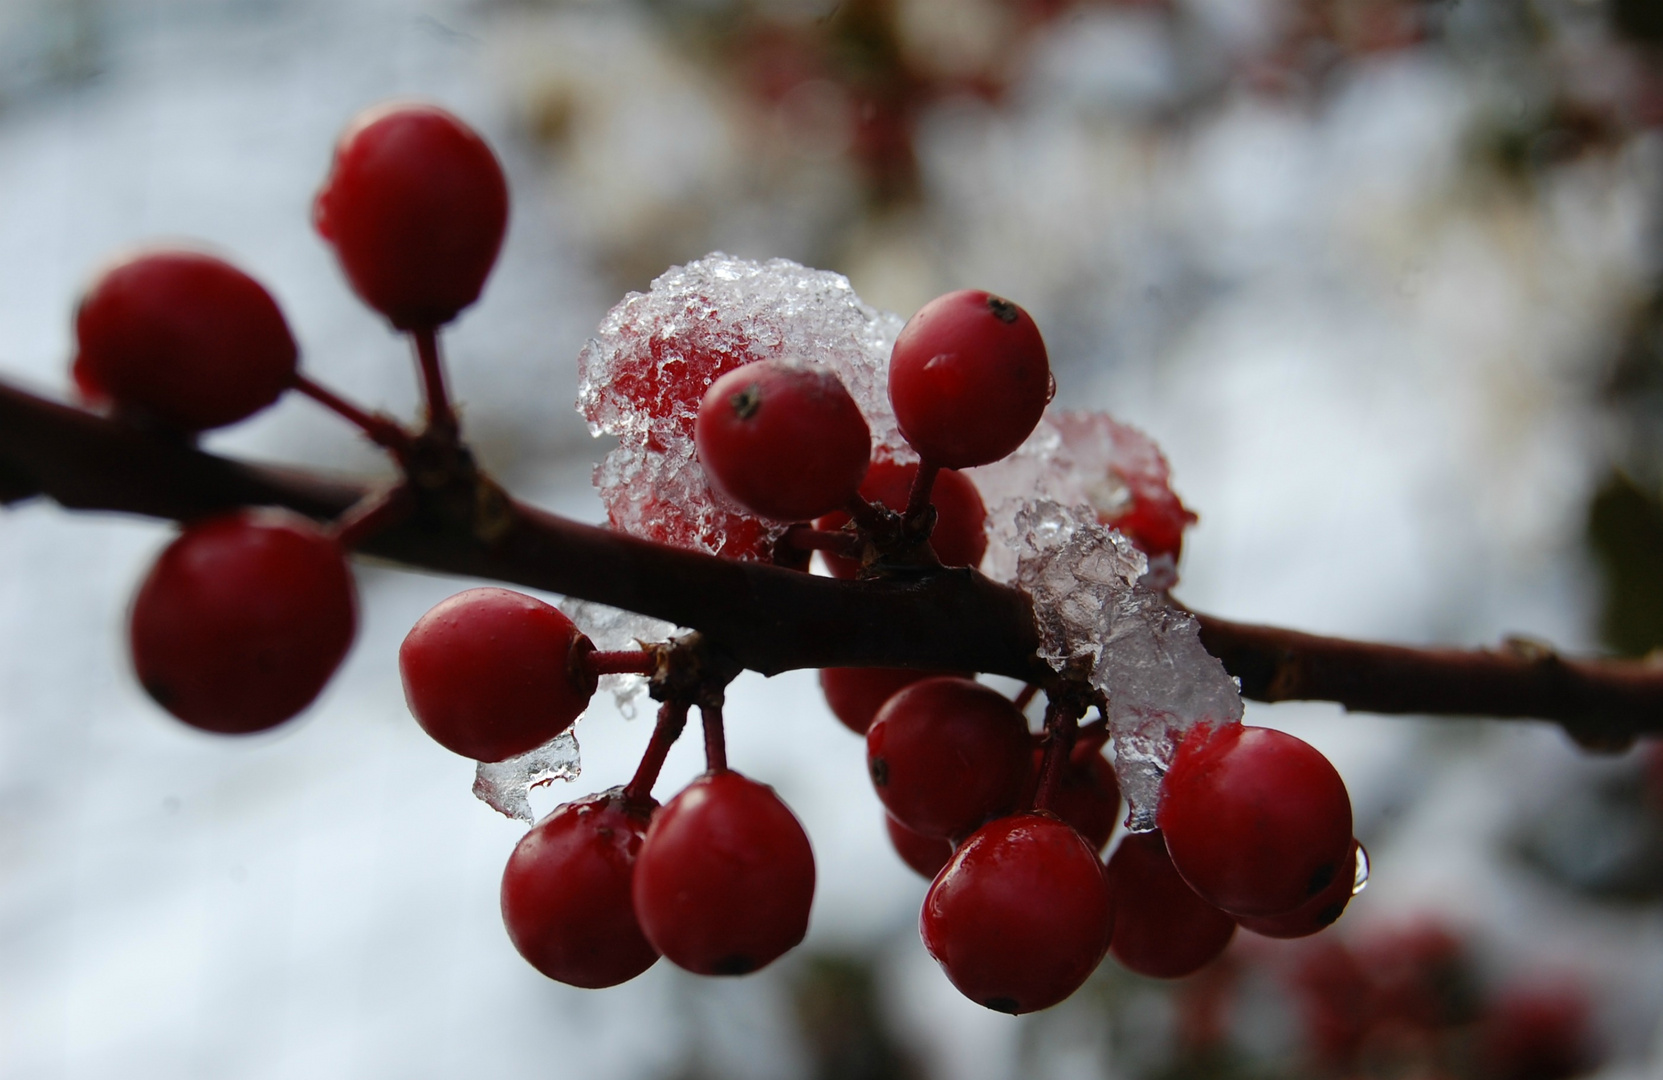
<box><xmin>1014</xmin><ymin>500</ymin><xmax>1241</xmax><ymax>831</ymax></box>
<box><xmin>972</xmin><ymin>411</ymin><xmax>1193</xmax><ymax>588</ymax></box>
<box><xmin>560</xmin><ymin>599</ymin><xmax>678</xmax><ymax>719</ymax></box>
<box><xmin>473</xmin><ymin>730</ymin><xmax>582</xmax><ymax>823</ymax></box>
<box><xmin>577</xmin><ymin>253</ymin><xmax>905</xmax><ymax>557</ymax></box>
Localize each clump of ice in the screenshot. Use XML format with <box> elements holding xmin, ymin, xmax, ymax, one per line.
<box><xmin>576</xmin><ymin>252</ymin><xmax>907</xmax><ymax>558</ymax></box>
<box><xmin>1015</xmin><ymin>499</ymin><xmax>1241</xmax><ymax>830</ymax></box>
<box><xmin>561</xmin><ymin>598</ymin><xmax>679</xmax><ymax>719</ymax></box>
<box><xmin>972</xmin><ymin>410</ymin><xmax>1191</xmax><ymax>588</ymax></box>
<box><xmin>473</xmin><ymin>731</ymin><xmax>582</xmax><ymax>823</ymax></box>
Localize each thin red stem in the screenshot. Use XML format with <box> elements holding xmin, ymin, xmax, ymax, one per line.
<box><xmin>624</xmin><ymin>699</ymin><xmax>689</xmax><ymax>803</ymax></box>
<box><xmin>292</xmin><ymin>373</ymin><xmax>413</xmax><ymax>454</ymax></box>
<box><xmin>903</xmin><ymin>460</ymin><xmax>941</xmax><ymax>523</ymax></box>
<box><xmin>411</xmin><ymin>326</ymin><xmax>456</xmax><ymax>435</ymax></box>
<box><xmin>702</xmin><ymin>701</ymin><xmax>728</xmax><ymax>774</ymax></box>
<box><xmin>587</xmin><ymin>650</ymin><xmax>657</xmax><ymax>677</ymax></box>
<box><xmin>329</xmin><ymin>484</ymin><xmax>415</xmax><ymax>550</ymax></box>
<box><xmin>782</xmin><ymin>524</ymin><xmax>863</xmax><ymax>557</ymax></box>
<box><xmin>1012</xmin><ymin>683</ymin><xmax>1040</xmax><ymax>712</ymax></box>
<box><xmin>1033</xmin><ymin>698</ymin><xmax>1081</xmax><ymax>813</ymax></box>
<box><xmin>843</xmin><ymin>493</ymin><xmax>885</xmax><ymax>530</ymax></box>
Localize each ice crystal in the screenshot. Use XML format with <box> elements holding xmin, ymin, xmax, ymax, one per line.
<box><xmin>561</xmin><ymin>599</ymin><xmax>678</xmax><ymax>719</ymax></box>
<box><xmin>577</xmin><ymin>252</ymin><xmax>906</xmax><ymax>559</ymax></box>
<box><xmin>1015</xmin><ymin>500</ymin><xmax>1241</xmax><ymax>830</ymax></box>
<box><xmin>473</xmin><ymin>731</ymin><xmax>582</xmax><ymax>823</ymax></box>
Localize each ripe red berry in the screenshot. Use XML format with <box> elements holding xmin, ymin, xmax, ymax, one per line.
<box><xmin>813</xmin><ymin>458</ymin><xmax>988</xmax><ymax>578</ymax></box>
<box><xmin>500</xmin><ymin>788</ymin><xmax>660</xmax><ymax>988</ymax></box>
<box><xmin>866</xmin><ymin>677</ymin><xmax>1031</xmax><ymax>840</ymax></box>
<box><xmin>313</xmin><ymin>103</ymin><xmax>509</xmax><ymax>329</ymax></box>
<box><xmin>399</xmin><ymin>588</ymin><xmax>597</xmax><ymax>762</ymax></box>
<box><xmin>632</xmin><ymin>770</ymin><xmax>815</xmax><ymax>975</ymax></box>
<box><xmin>73</xmin><ymin>249</ymin><xmax>298</xmax><ymax>431</ymax></box>
<box><xmin>130</xmin><ymin>509</ymin><xmax>356</xmax><ymax>734</ymax></box>
<box><xmin>1236</xmin><ymin>840</ymin><xmax>1362</xmax><ymax>939</ymax></box>
<box><xmin>819</xmin><ymin>666</ymin><xmax>940</xmax><ymax>735</ymax></box>
<box><xmin>695</xmin><ymin>359</ymin><xmax>871</xmax><ymax>522</ymax></box>
<box><xmin>921</xmin><ymin>812</ymin><xmax>1113</xmax><ymax>1013</ymax></box>
<box><xmin>1102</xmin><ymin>832</ymin><xmax>1236</xmax><ymax>979</ymax></box>
<box><xmin>1158</xmin><ymin>724</ymin><xmax>1353</xmax><ymax>918</ymax></box>
<box><xmin>887</xmin><ymin>290</ymin><xmax>1051</xmax><ymax>469</ymax></box>
<box><xmin>885</xmin><ymin>812</ymin><xmax>953</xmax><ymax>879</ymax></box>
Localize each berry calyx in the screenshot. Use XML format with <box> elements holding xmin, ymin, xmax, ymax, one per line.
<box><xmin>632</xmin><ymin>769</ymin><xmax>815</xmax><ymax>976</ymax></box>
<box><xmin>399</xmin><ymin>588</ymin><xmax>597</xmax><ymax>763</ymax></box>
<box><xmin>500</xmin><ymin>788</ymin><xmax>660</xmax><ymax>988</ymax></box>
<box><xmin>1102</xmin><ymin>832</ymin><xmax>1236</xmax><ymax>979</ymax></box>
<box><xmin>129</xmin><ymin>509</ymin><xmax>356</xmax><ymax>734</ymax></box>
<box><xmin>885</xmin><ymin>812</ymin><xmax>953</xmax><ymax>879</ymax></box>
<box><xmin>866</xmin><ymin>677</ymin><xmax>1032</xmax><ymax>840</ymax></box>
<box><xmin>1158</xmin><ymin>724</ymin><xmax>1354</xmax><ymax>918</ymax></box>
<box><xmin>921</xmin><ymin>812</ymin><xmax>1113</xmax><ymax>1014</ymax></box>
<box><xmin>887</xmin><ymin>290</ymin><xmax>1051</xmax><ymax>469</ymax></box>
<box><xmin>813</xmin><ymin>458</ymin><xmax>988</xmax><ymax>578</ymax></box>
<box><xmin>73</xmin><ymin>248</ymin><xmax>298</xmax><ymax>431</ymax></box>
<box><xmin>695</xmin><ymin>358</ymin><xmax>871</xmax><ymax>522</ymax></box>
<box><xmin>314</xmin><ymin>102</ymin><xmax>509</xmax><ymax>329</ymax></box>
<box><xmin>1236</xmin><ymin>840</ymin><xmax>1363</xmax><ymax>939</ymax></box>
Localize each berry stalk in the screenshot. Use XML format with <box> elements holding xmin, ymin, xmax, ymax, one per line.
<box><xmin>624</xmin><ymin>700</ymin><xmax>690</xmax><ymax>804</ymax></box>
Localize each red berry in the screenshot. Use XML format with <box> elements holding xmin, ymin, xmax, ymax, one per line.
<box><xmin>887</xmin><ymin>290</ymin><xmax>1051</xmax><ymax>469</ymax></box>
<box><xmin>921</xmin><ymin>812</ymin><xmax>1113</xmax><ymax>1014</ymax></box>
<box><xmin>814</xmin><ymin>459</ymin><xmax>988</xmax><ymax>578</ymax></box>
<box><xmin>314</xmin><ymin>103</ymin><xmax>508</xmax><ymax>329</ymax></box>
<box><xmin>885</xmin><ymin>812</ymin><xmax>953</xmax><ymax>879</ymax></box>
<box><xmin>819</xmin><ymin>666</ymin><xmax>938</xmax><ymax>735</ymax></box>
<box><xmin>632</xmin><ymin>770</ymin><xmax>815</xmax><ymax>975</ymax></box>
<box><xmin>1158</xmin><ymin>724</ymin><xmax>1353</xmax><ymax>918</ymax></box>
<box><xmin>866</xmin><ymin>677</ymin><xmax>1031</xmax><ymax>840</ymax></box>
<box><xmin>1236</xmin><ymin>840</ymin><xmax>1362</xmax><ymax>939</ymax></box>
<box><xmin>695</xmin><ymin>359</ymin><xmax>871</xmax><ymax>522</ymax></box>
<box><xmin>399</xmin><ymin>588</ymin><xmax>597</xmax><ymax>762</ymax></box>
<box><xmin>1040</xmin><ymin>734</ymin><xmax>1122</xmax><ymax>853</ymax></box>
<box><xmin>500</xmin><ymin>788</ymin><xmax>660</xmax><ymax>988</ymax></box>
<box><xmin>1103</xmin><ymin>832</ymin><xmax>1236</xmax><ymax>979</ymax></box>
<box><xmin>73</xmin><ymin>249</ymin><xmax>297</xmax><ymax>431</ymax></box>
<box><xmin>1476</xmin><ymin>984</ymin><xmax>1600</xmax><ymax>1080</ymax></box>
<box><xmin>130</xmin><ymin>510</ymin><xmax>356</xmax><ymax>734</ymax></box>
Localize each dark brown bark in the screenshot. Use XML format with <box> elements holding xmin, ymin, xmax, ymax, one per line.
<box><xmin>3</xmin><ymin>377</ymin><xmax>1660</xmax><ymax>739</ymax></box>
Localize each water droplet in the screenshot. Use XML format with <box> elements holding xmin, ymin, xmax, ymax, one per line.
<box><xmin>1352</xmin><ymin>842</ymin><xmax>1370</xmax><ymax>896</ymax></box>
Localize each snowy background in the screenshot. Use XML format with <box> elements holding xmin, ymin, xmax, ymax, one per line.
<box><xmin>1</xmin><ymin>0</ymin><xmax>1662</xmax><ymax>1077</ymax></box>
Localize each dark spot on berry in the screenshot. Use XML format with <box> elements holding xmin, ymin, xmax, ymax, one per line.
<box><xmin>1307</xmin><ymin>861</ymin><xmax>1337</xmax><ymax>898</ymax></box>
<box><xmin>986</xmin><ymin>296</ymin><xmax>1018</xmax><ymax>324</ymax></box>
<box><xmin>729</xmin><ymin>384</ymin><xmax>763</xmax><ymax>421</ymax></box>
<box><xmin>711</xmin><ymin>954</ymin><xmax>756</xmax><ymax>976</ymax></box>
<box><xmin>984</xmin><ymin>996</ymin><xmax>1020</xmax><ymax>1014</ymax></box>
<box><xmin>870</xmin><ymin>757</ymin><xmax>889</xmax><ymax>787</ymax></box>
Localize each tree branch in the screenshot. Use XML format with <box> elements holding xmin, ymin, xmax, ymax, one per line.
<box><xmin>3</xmin><ymin>377</ymin><xmax>1660</xmax><ymax>739</ymax></box>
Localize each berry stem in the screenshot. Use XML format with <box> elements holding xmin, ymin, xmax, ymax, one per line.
<box><xmin>410</xmin><ymin>326</ymin><xmax>457</xmax><ymax>436</ymax></box>
<box><xmin>1012</xmin><ymin>683</ymin><xmax>1040</xmax><ymax>712</ymax></box>
<box><xmin>624</xmin><ymin>699</ymin><xmax>689</xmax><ymax>804</ymax></box>
<box><xmin>1033</xmin><ymin>697</ymin><xmax>1082</xmax><ymax>814</ymax></box>
<box><xmin>842</xmin><ymin>493</ymin><xmax>886</xmax><ymax>531</ymax></box>
<box><xmin>587</xmin><ymin>650</ymin><xmax>657</xmax><ymax>677</ymax></box>
<box><xmin>292</xmin><ymin>373</ymin><xmax>414</xmax><ymax>455</ymax></box>
<box><xmin>329</xmin><ymin>483</ymin><xmax>415</xmax><ymax>550</ymax></box>
<box><xmin>902</xmin><ymin>460</ymin><xmax>941</xmax><ymax>524</ymax></box>
<box><xmin>701</xmin><ymin>701</ymin><xmax>729</xmax><ymax>774</ymax></box>
<box><xmin>781</xmin><ymin>524</ymin><xmax>863</xmax><ymax>558</ymax></box>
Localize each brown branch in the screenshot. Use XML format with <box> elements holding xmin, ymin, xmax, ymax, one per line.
<box><xmin>3</xmin><ymin>377</ymin><xmax>1662</xmax><ymax>739</ymax></box>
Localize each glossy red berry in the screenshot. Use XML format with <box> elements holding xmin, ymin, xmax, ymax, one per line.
<box><xmin>695</xmin><ymin>359</ymin><xmax>871</xmax><ymax>522</ymax></box>
<box><xmin>501</xmin><ymin>788</ymin><xmax>660</xmax><ymax>988</ymax></box>
<box><xmin>632</xmin><ymin>770</ymin><xmax>815</xmax><ymax>975</ymax></box>
<box><xmin>1103</xmin><ymin>832</ymin><xmax>1236</xmax><ymax>979</ymax></box>
<box><xmin>1236</xmin><ymin>840</ymin><xmax>1363</xmax><ymax>939</ymax></box>
<box><xmin>130</xmin><ymin>509</ymin><xmax>356</xmax><ymax>734</ymax></box>
<box><xmin>399</xmin><ymin>588</ymin><xmax>597</xmax><ymax>762</ymax></box>
<box><xmin>314</xmin><ymin>103</ymin><xmax>509</xmax><ymax>329</ymax></box>
<box><xmin>814</xmin><ymin>459</ymin><xmax>988</xmax><ymax>578</ymax></box>
<box><xmin>1158</xmin><ymin>724</ymin><xmax>1353</xmax><ymax>918</ymax></box>
<box><xmin>819</xmin><ymin>666</ymin><xmax>937</xmax><ymax>735</ymax></box>
<box><xmin>73</xmin><ymin>249</ymin><xmax>297</xmax><ymax>431</ymax></box>
<box><xmin>885</xmin><ymin>812</ymin><xmax>953</xmax><ymax>879</ymax></box>
<box><xmin>888</xmin><ymin>290</ymin><xmax>1051</xmax><ymax>469</ymax></box>
<box><xmin>866</xmin><ymin>677</ymin><xmax>1031</xmax><ymax>840</ymax></box>
<box><xmin>921</xmin><ymin>812</ymin><xmax>1113</xmax><ymax>1014</ymax></box>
